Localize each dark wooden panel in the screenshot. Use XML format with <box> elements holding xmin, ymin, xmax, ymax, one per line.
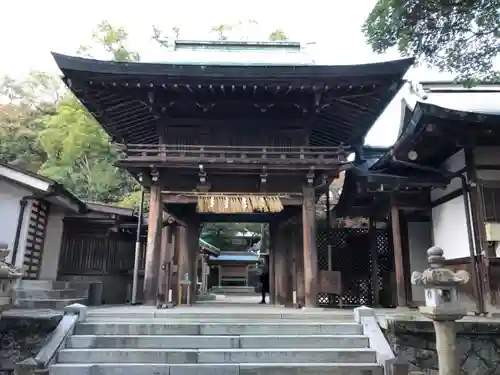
<box><xmin>58</xmin><ymin>220</ymin><xmax>137</xmax><ymax>276</ymax></box>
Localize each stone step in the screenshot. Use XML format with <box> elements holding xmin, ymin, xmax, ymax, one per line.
<box><xmin>86</xmin><ymin>310</ymin><xmax>354</xmax><ymax>319</ymax></box>
<box><xmin>50</xmin><ymin>363</ymin><xmax>384</xmax><ymax>375</ymax></box>
<box><xmin>57</xmin><ymin>348</ymin><xmax>377</xmax><ymax>364</ymax></box>
<box><xmin>83</xmin><ymin>319</ymin><xmax>354</xmax><ymax>326</ymax></box>
<box><xmin>16</xmin><ymin>298</ymin><xmax>87</xmax><ymax>310</ymax></box>
<box><xmin>211</xmin><ymin>287</ymin><xmax>257</xmax><ymax>294</ymax></box>
<box><xmin>67</xmin><ymin>334</ymin><xmax>370</xmax><ymax>349</ymax></box>
<box><xmin>84</xmin><ymin>314</ymin><xmax>355</xmax><ymax>322</ymax></box>
<box><xmin>16</xmin><ymin>289</ymin><xmax>87</xmax><ymax>299</ymax></box>
<box><xmin>210</xmin><ymin>286</ymin><xmax>257</xmax><ymax>295</ymax></box>
<box><xmin>75</xmin><ymin>322</ymin><xmax>363</xmax><ymax>336</ymax></box>
<box><xmin>17</xmin><ymin>280</ymin><xmax>75</xmax><ymax>290</ymax></box>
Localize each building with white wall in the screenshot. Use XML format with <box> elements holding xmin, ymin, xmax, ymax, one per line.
<box><xmin>391</xmin><ymin>82</ymin><xmax>500</xmax><ymax>312</ymax></box>
<box><xmin>334</xmin><ymin>81</ymin><xmax>500</xmax><ymax>313</ymax></box>
<box><xmin>0</xmin><ymin>162</ymin><xmax>86</xmax><ymax>279</ymax></box>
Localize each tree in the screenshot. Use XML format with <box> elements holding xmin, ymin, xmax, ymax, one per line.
<box><xmin>209</xmin><ymin>20</ymin><xmax>259</xmax><ymax>41</ymax></box>
<box><xmin>3</xmin><ymin>21</ymin><xmax>142</xmax><ymax>204</ymax></box>
<box><xmin>36</xmin><ymin>21</ymin><xmax>143</xmax><ymax>203</ymax></box>
<box><xmin>363</xmin><ymin>1</ymin><xmax>500</xmax><ymax>83</ymax></box>
<box><xmin>38</xmin><ymin>95</ymin><xmax>136</xmax><ymax>202</ymax></box>
<box><xmin>0</xmin><ymin>72</ymin><xmax>61</xmax><ymax>170</ymax></box>
<box><xmin>268</xmin><ymin>29</ymin><xmax>289</xmax><ymax>41</ymax></box>
<box><xmin>77</xmin><ymin>21</ymin><xmax>140</xmax><ymax>62</ymax></box>
<box><xmin>152</xmin><ymin>25</ymin><xmax>181</xmax><ymax>49</ymax></box>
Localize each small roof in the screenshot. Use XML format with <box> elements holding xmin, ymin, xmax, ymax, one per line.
<box><xmin>85</xmin><ymin>201</ymin><xmax>136</xmax><ymax>217</ymax></box>
<box><xmin>374</xmin><ymin>101</ymin><xmax>500</xmax><ymax>171</ymax></box>
<box><xmin>209</xmin><ymin>252</ymin><xmax>260</xmax><ymax>262</ymax></box>
<box><xmin>334</xmin><ymin>100</ymin><xmax>500</xmax><ymax>217</ymax></box>
<box><xmin>334</xmin><ymin>142</ymin><xmax>449</xmax><ymax>217</ymax></box>
<box><xmin>199</xmin><ymin>238</ymin><xmax>221</xmax><ymax>256</ymax></box>
<box><xmin>0</xmin><ymin>162</ymin><xmax>85</xmax><ymax>213</ymax></box>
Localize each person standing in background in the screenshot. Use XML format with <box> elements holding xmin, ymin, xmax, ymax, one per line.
<box><xmin>259</xmin><ymin>265</ymin><xmax>270</xmax><ymax>304</ymax></box>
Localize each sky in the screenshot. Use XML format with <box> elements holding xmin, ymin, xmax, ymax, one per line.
<box><xmin>0</xmin><ymin>0</ymin><xmax>452</xmax><ymax>146</ymax></box>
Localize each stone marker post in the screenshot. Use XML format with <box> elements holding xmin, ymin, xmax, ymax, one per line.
<box><xmin>411</xmin><ymin>246</ymin><xmax>470</xmax><ymax>375</ymax></box>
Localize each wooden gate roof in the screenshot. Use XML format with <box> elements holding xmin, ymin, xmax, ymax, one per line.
<box><xmin>52</xmin><ymin>53</ymin><xmax>413</xmax><ymax>147</ymax></box>
<box><xmin>334</xmin><ymin>102</ymin><xmax>500</xmax><ymax>217</ymax></box>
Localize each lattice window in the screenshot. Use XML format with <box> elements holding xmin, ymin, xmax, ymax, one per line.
<box><xmin>316</xmin><ymin>222</ymin><xmax>394</xmax><ymax>308</ymax></box>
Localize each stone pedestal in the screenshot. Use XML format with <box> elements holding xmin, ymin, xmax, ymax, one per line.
<box><xmin>411</xmin><ymin>246</ymin><xmax>469</xmax><ymax>375</ymax></box>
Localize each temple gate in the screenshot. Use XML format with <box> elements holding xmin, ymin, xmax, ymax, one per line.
<box><xmin>53</xmin><ymin>41</ymin><xmax>413</xmax><ymax>307</ymax></box>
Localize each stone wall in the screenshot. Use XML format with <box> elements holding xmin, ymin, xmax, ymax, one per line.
<box><xmin>382</xmin><ymin>319</ymin><xmax>500</xmax><ymax>375</ymax></box>
<box><xmin>0</xmin><ymin>315</ymin><xmax>61</xmax><ymax>372</ymax></box>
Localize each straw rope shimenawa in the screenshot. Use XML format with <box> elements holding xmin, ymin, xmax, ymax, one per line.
<box><xmin>197</xmin><ymin>194</ymin><xmax>284</xmax><ymax>213</ymax></box>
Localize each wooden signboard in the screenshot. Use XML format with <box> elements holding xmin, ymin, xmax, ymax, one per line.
<box><xmin>319</xmin><ymin>270</ymin><xmax>342</xmax><ymax>295</ymax></box>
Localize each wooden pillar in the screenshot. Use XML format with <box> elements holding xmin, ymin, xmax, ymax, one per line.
<box><xmin>465</xmin><ymin>148</ymin><xmax>490</xmax><ymax>256</ymax></box>
<box><xmin>143</xmin><ymin>185</ymin><xmax>163</xmax><ymax>305</ymax></box>
<box><xmin>170</xmin><ymin>224</ymin><xmax>180</xmax><ymax>305</ymax></box>
<box><xmin>177</xmin><ymin>225</ymin><xmax>189</xmax><ymax>304</ymax></box>
<box><xmin>276</xmin><ymin>226</ymin><xmax>286</xmax><ymax>305</ymax></box>
<box><xmin>369</xmin><ymin>217</ymin><xmax>380</xmax><ymax>306</ymax></box>
<box><xmin>269</xmin><ymin>223</ymin><xmax>277</xmax><ymax>304</ymax></box>
<box><xmin>284</xmin><ymin>228</ymin><xmax>294</xmax><ymax>308</ymax></box>
<box><xmin>187</xmin><ymin>219</ymin><xmax>200</xmax><ymax>305</ymax></box>
<box><xmin>302</xmin><ymin>186</ymin><xmax>318</xmax><ymax>308</ymax></box>
<box><xmin>294</xmin><ymin>223</ymin><xmax>305</xmax><ymax>307</ymax></box>
<box><xmin>157</xmin><ymin>225</ymin><xmax>172</xmax><ymax>306</ymax></box>
<box><xmin>201</xmin><ymin>257</ymin><xmax>208</xmax><ymax>293</ymax></box>
<box><xmin>268</xmin><ymin>230</ymin><xmax>276</xmax><ymax>304</ymax></box>
<box><xmin>465</xmin><ymin>147</ymin><xmax>489</xmax><ymax>311</ymax></box>
<box><xmin>391</xmin><ymin>205</ymin><xmax>407</xmax><ymax>308</ymax></box>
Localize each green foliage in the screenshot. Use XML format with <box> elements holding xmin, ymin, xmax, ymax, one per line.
<box><xmin>78</xmin><ymin>21</ymin><xmax>140</xmax><ymax>62</ymax></box>
<box><xmin>363</xmin><ymin>0</ymin><xmax>500</xmax><ymax>84</ymax></box>
<box><xmin>115</xmin><ymin>190</ymin><xmax>146</xmax><ymax>210</ymax></box>
<box><xmin>0</xmin><ymin>72</ymin><xmax>60</xmax><ymax>170</ymax></box>
<box><xmin>207</xmin><ymin>20</ymin><xmax>285</xmax><ymax>42</ymax></box>
<box><xmin>37</xmin><ymin>95</ymin><xmax>137</xmax><ymax>202</ymax></box>
<box><xmin>268</xmin><ymin>29</ymin><xmax>289</xmax><ymax>41</ymax></box>
<box><xmin>0</xmin><ymin>21</ymin><xmax>140</xmax><ymax>204</ymax></box>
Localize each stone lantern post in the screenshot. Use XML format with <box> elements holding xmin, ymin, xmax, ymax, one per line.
<box><xmin>0</xmin><ymin>242</ymin><xmax>23</xmax><ymax>312</ymax></box>
<box><xmin>411</xmin><ymin>246</ymin><xmax>470</xmax><ymax>375</ymax></box>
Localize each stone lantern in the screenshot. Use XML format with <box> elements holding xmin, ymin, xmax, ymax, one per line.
<box><xmin>0</xmin><ymin>242</ymin><xmax>23</xmax><ymax>312</ymax></box>
<box><xmin>411</xmin><ymin>246</ymin><xmax>470</xmax><ymax>375</ymax></box>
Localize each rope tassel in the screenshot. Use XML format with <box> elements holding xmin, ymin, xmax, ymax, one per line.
<box><xmin>197</xmin><ymin>194</ymin><xmax>284</xmax><ymax>213</ymax></box>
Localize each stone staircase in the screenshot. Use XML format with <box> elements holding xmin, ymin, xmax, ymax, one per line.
<box><xmin>49</xmin><ymin>310</ymin><xmax>383</xmax><ymax>375</ymax></box>
<box><xmin>15</xmin><ymin>280</ymin><xmax>88</xmax><ymax>310</ymax></box>
<box><xmin>210</xmin><ymin>285</ymin><xmax>257</xmax><ymax>295</ymax></box>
